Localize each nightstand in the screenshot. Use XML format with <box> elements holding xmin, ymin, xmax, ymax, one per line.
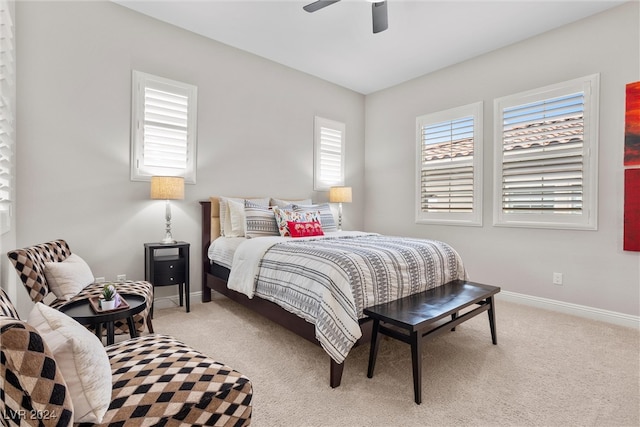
<box><xmin>144</xmin><ymin>241</ymin><xmax>190</xmax><ymax>316</ymax></box>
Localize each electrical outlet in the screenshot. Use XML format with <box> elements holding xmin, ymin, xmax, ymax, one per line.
<box><xmin>117</xmin><ymin>274</ymin><xmax>126</xmax><ymax>282</ymax></box>
<box><xmin>95</xmin><ymin>277</ymin><xmax>105</xmax><ymax>283</ymax></box>
<box><xmin>553</xmin><ymin>272</ymin><xmax>563</xmax><ymax>285</ymax></box>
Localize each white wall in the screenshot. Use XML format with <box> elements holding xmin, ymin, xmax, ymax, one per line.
<box><xmin>364</xmin><ymin>2</ymin><xmax>640</xmax><ymax>316</ymax></box>
<box><xmin>14</xmin><ymin>1</ymin><xmax>365</xmax><ymax>317</ymax></box>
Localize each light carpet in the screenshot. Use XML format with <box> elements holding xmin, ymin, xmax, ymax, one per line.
<box><xmin>151</xmin><ymin>294</ymin><xmax>639</xmax><ymax>427</ymax></box>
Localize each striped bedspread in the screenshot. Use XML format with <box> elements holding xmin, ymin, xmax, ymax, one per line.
<box><xmin>250</xmin><ymin>234</ymin><xmax>466</xmax><ymax>364</ymax></box>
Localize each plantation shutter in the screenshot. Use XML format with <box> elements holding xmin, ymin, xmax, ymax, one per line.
<box><xmin>420</xmin><ymin>116</ymin><xmax>474</xmax><ymax>213</ymax></box>
<box><xmin>0</xmin><ymin>0</ymin><xmax>14</xmax><ymax>234</ymax></box>
<box><xmin>318</xmin><ymin>126</ymin><xmax>343</xmax><ymax>185</ymax></box>
<box><xmin>500</xmin><ymin>93</ymin><xmax>585</xmax><ymax>215</ymax></box>
<box><xmin>142</xmin><ymin>84</ymin><xmax>189</xmax><ymax>170</ymax></box>
<box><xmin>131</xmin><ymin>71</ymin><xmax>197</xmax><ymax>183</ymax></box>
<box><xmin>415</xmin><ymin>102</ymin><xmax>482</xmax><ymax>226</ymax></box>
<box><xmin>314</xmin><ymin>117</ymin><xmax>345</xmax><ymax>190</ymax></box>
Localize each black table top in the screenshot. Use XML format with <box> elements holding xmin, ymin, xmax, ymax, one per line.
<box><xmin>58</xmin><ymin>294</ymin><xmax>146</xmax><ymax>325</ymax></box>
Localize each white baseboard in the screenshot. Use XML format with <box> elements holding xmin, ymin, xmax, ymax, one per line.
<box><xmin>153</xmin><ymin>291</ymin><xmax>202</xmax><ymax>310</ymax></box>
<box><xmin>153</xmin><ymin>290</ymin><xmax>639</xmax><ymax>329</ymax></box>
<box><xmin>497</xmin><ymin>291</ymin><xmax>640</xmax><ymax>329</ymax></box>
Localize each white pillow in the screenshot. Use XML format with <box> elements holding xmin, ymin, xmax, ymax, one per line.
<box><xmin>270</xmin><ymin>198</ymin><xmax>312</xmax><ymax>207</ymax></box>
<box><xmin>27</xmin><ymin>303</ymin><xmax>112</xmax><ymax>423</ymax></box>
<box><xmin>44</xmin><ymin>253</ymin><xmax>95</xmax><ymax>301</ymax></box>
<box><xmin>228</xmin><ymin>198</ymin><xmax>247</xmax><ymax>236</ymax></box>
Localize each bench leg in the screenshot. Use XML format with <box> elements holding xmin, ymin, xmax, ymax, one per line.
<box><xmin>367</xmin><ymin>319</ymin><xmax>381</xmax><ymax>378</ymax></box>
<box><xmin>487</xmin><ymin>296</ymin><xmax>497</xmax><ymax>345</ymax></box>
<box><xmin>411</xmin><ymin>330</ymin><xmax>422</xmax><ymax>405</ymax></box>
<box><xmin>451</xmin><ymin>312</ymin><xmax>458</xmax><ymax>331</ymax></box>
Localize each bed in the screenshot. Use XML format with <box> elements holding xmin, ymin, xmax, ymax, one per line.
<box><xmin>200</xmin><ymin>197</ymin><xmax>466</xmax><ymax>387</ymax></box>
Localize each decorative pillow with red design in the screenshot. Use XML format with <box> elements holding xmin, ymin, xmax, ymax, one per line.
<box><xmin>273</xmin><ymin>207</ymin><xmax>320</xmax><ymax>237</ymax></box>
<box><xmin>287</xmin><ymin>221</ymin><xmax>324</xmax><ymax>238</ymax></box>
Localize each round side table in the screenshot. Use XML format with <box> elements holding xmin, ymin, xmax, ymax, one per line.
<box><xmin>59</xmin><ymin>294</ymin><xmax>146</xmax><ymax>345</ymax></box>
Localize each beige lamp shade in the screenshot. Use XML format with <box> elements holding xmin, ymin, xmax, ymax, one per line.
<box><xmin>329</xmin><ymin>186</ymin><xmax>352</xmax><ymax>203</ymax></box>
<box><xmin>150</xmin><ymin>176</ymin><xmax>185</xmax><ymax>200</ymax></box>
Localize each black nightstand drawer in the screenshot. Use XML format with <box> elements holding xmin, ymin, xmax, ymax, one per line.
<box><xmin>154</xmin><ymin>258</ymin><xmax>185</xmax><ymax>285</ymax></box>
<box><xmin>153</xmin><ymin>272</ymin><xmax>184</xmax><ymax>285</ymax></box>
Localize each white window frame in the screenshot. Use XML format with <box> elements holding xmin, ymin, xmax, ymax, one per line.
<box><xmin>415</xmin><ymin>102</ymin><xmax>483</xmax><ymax>226</ymax></box>
<box><xmin>0</xmin><ymin>0</ymin><xmax>15</xmax><ymax>234</ymax></box>
<box><xmin>131</xmin><ymin>70</ymin><xmax>198</xmax><ymax>184</ymax></box>
<box><xmin>313</xmin><ymin>116</ymin><xmax>345</xmax><ymax>191</ymax></box>
<box><xmin>493</xmin><ymin>74</ymin><xmax>599</xmax><ymax>230</ymax></box>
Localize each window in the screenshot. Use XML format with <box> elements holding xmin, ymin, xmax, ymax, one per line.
<box><xmin>415</xmin><ymin>102</ymin><xmax>483</xmax><ymax>226</ymax></box>
<box><xmin>0</xmin><ymin>0</ymin><xmax>14</xmax><ymax>234</ymax></box>
<box><xmin>494</xmin><ymin>74</ymin><xmax>599</xmax><ymax>230</ymax></box>
<box><xmin>131</xmin><ymin>71</ymin><xmax>198</xmax><ymax>183</ymax></box>
<box><xmin>314</xmin><ymin>116</ymin><xmax>345</xmax><ymax>191</ymax></box>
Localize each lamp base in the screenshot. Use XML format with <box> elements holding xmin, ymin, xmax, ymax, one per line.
<box><xmin>161</xmin><ymin>200</ymin><xmax>176</xmax><ymax>244</ymax></box>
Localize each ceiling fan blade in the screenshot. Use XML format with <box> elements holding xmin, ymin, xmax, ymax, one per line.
<box><xmin>372</xmin><ymin>1</ymin><xmax>388</xmax><ymax>33</ymax></box>
<box><xmin>303</xmin><ymin>0</ymin><xmax>341</xmax><ymax>13</ymax></box>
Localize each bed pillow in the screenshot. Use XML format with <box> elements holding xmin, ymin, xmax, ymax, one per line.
<box><xmin>219</xmin><ymin>197</ymin><xmax>269</xmax><ymax>237</ymax></box>
<box><xmin>228</xmin><ymin>198</ymin><xmax>247</xmax><ymax>236</ymax></box>
<box><xmin>292</xmin><ymin>203</ymin><xmax>338</xmax><ymax>233</ymax></box>
<box><xmin>288</xmin><ymin>221</ymin><xmax>324</xmax><ymax>238</ymax></box>
<box><xmin>44</xmin><ymin>253</ymin><xmax>95</xmax><ymax>301</ymax></box>
<box><xmin>273</xmin><ymin>207</ymin><xmax>321</xmax><ymax>237</ymax></box>
<box><xmin>270</xmin><ymin>198</ymin><xmax>312</xmax><ymax>207</ymax></box>
<box><xmin>27</xmin><ymin>303</ymin><xmax>111</xmax><ymax>424</ymax></box>
<box><xmin>244</xmin><ymin>200</ymin><xmax>280</xmax><ymax>238</ymax></box>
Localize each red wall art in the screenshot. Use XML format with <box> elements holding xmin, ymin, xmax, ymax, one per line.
<box><xmin>625</xmin><ymin>81</ymin><xmax>640</xmax><ymax>166</ymax></box>
<box><xmin>624</xmin><ymin>168</ymin><xmax>640</xmax><ymax>251</ymax></box>
<box><xmin>624</xmin><ymin>81</ymin><xmax>640</xmax><ymax>251</ymax></box>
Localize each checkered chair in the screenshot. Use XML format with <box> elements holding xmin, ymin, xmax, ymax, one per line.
<box><xmin>0</xmin><ymin>288</ymin><xmax>253</xmax><ymax>426</ymax></box>
<box><xmin>6</xmin><ymin>239</ymin><xmax>153</xmax><ymax>335</ymax></box>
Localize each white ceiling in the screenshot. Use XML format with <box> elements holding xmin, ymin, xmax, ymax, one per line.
<box><xmin>113</xmin><ymin>0</ymin><xmax>625</xmax><ymax>94</ymax></box>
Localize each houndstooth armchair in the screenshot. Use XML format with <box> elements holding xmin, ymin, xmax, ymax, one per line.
<box><xmin>0</xmin><ymin>287</ymin><xmax>253</xmax><ymax>426</ymax></box>
<box><xmin>7</xmin><ymin>239</ymin><xmax>153</xmax><ymax>335</ymax></box>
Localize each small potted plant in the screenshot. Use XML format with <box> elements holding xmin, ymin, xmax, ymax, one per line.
<box><xmin>101</xmin><ymin>283</ymin><xmax>118</xmax><ymax>310</ymax></box>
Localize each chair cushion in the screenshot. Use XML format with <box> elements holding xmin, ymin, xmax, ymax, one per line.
<box><xmin>92</xmin><ymin>334</ymin><xmax>253</xmax><ymax>426</ymax></box>
<box><xmin>27</xmin><ymin>303</ymin><xmax>111</xmax><ymax>423</ymax></box>
<box><xmin>43</xmin><ymin>253</ymin><xmax>95</xmax><ymax>301</ymax></box>
<box><xmin>0</xmin><ymin>316</ymin><xmax>75</xmax><ymax>426</ymax></box>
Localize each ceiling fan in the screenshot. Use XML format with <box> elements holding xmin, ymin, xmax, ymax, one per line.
<box><xmin>303</xmin><ymin>1</ymin><xmax>389</xmax><ymax>34</ymax></box>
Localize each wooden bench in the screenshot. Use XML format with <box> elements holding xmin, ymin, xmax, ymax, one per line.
<box><xmin>364</xmin><ymin>280</ymin><xmax>500</xmax><ymax>404</ymax></box>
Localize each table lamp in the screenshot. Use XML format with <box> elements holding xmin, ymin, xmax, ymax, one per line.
<box><xmin>150</xmin><ymin>176</ymin><xmax>184</xmax><ymax>244</ymax></box>
<box><xmin>329</xmin><ymin>186</ymin><xmax>352</xmax><ymax>231</ymax></box>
